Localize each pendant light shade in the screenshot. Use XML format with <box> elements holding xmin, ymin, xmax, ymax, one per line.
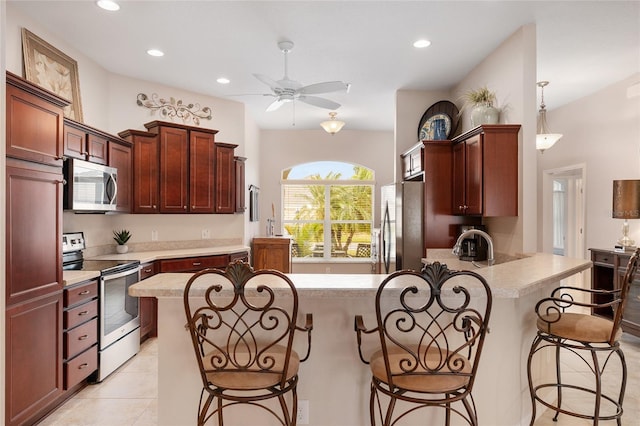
<box><xmin>320</xmin><ymin>112</ymin><xmax>345</xmax><ymax>135</ymax></box>
<box><xmin>536</xmin><ymin>81</ymin><xmax>562</xmax><ymax>153</ymax></box>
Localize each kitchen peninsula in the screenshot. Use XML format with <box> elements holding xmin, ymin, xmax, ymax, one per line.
<box><xmin>130</xmin><ymin>252</ymin><xmax>591</xmax><ymax>426</ymax></box>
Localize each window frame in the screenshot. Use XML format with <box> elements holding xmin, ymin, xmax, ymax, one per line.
<box><xmin>282</xmin><ymin>175</ymin><xmax>375</xmax><ymax>263</ymax></box>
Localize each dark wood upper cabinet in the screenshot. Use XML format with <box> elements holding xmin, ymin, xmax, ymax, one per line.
<box><xmin>215</xmin><ymin>143</ymin><xmax>238</xmax><ymax>213</ymax></box>
<box><xmin>63</xmin><ymin>119</ymin><xmax>111</xmax><ymax>165</ymax></box>
<box><xmin>451</xmin><ymin>124</ymin><xmax>520</xmax><ymax>217</ymax></box>
<box><xmin>235</xmin><ymin>156</ymin><xmax>247</xmax><ymax>213</ymax></box>
<box><xmin>6</xmin><ymin>72</ymin><xmax>67</xmax><ymax>167</ymax></box>
<box><xmin>158</xmin><ymin>126</ymin><xmax>189</xmax><ymax>213</ymax></box>
<box><xmin>118</xmin><ymin>129</ymin><xmax>159</xmax><ymax>213</ymax></box>
<box><xmin>190</xmin><ymin>130</ymin><xmax>216</xmax><ymax>213</ymax></box>
<box><xmin>108</xmin><ymin>141</ymin><xmax>133</xmax><ymax>213</ymax></box>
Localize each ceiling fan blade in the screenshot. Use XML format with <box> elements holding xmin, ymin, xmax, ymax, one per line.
<box><xmin>253</xmin><ymin>73</ymin><xmax>283</xmax><ymax>91</ymax></box>
<box><xmin>298</xmin><ymin>95</ymin><xmax>341</xmax><ymax>110</ymax></box>
<box><xmin>226</xmin><ymin>93</ymin><xmax>276</xmax><ymax>97</ymax></box>
<box><xmin>298</xmin><ymin>81</ymin><xmax>349</xmax><ymax>95</ymax></box>
<box><xmin>265</xmin><ymin>98</ymin><xmax>285</xmax><ymax>112</ymax></box>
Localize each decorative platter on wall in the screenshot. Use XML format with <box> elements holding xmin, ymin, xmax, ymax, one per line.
<box><xmin>418</xmin><ymin>100</ymin><xmax>461</xmax><ymax>141</ymax></box>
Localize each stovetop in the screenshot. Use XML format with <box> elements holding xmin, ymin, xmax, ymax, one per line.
<box><xmin>62</xmin><ymin>231</ymin><xmax>139</xmax><ymax>275</ymax></box>
<box><xmin>63</xmin><ymin>259</ymin><xmax>140</xmax><ymax>275</ymax></box>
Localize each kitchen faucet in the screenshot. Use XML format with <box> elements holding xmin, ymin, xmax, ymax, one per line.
<box><xmin>452</xmin><ymin>229</ymin><xmax>495</xmax><ymax>266</ymax></box>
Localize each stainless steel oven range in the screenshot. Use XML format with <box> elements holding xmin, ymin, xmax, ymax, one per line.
<box><xmin>63</xmin><ymin>232</ymin><xmax>141</xmax><ymax>381</ymax></box>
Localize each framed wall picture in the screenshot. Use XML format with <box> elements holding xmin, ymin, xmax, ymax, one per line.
<box><xmin>21</xmin><ymin>28</ymin><xmax>84</xmax><ymax>122</ymax></box>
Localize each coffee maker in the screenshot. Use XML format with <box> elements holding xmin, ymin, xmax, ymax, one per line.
<box><xmin>458</xmin><ymin>225</ymin><xmax>488</xmax><ymax>261</ymax></box>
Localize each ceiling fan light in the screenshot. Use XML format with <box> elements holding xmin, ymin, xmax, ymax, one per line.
<box><xmin>321</xmin><ymin>112</ymin><xmax>345</xmax><ymax>135</ymax></box>
<box><xmin>96</xmin><ymin>0</ymin><xmax>120</xmax><ymax>11</ymax></box>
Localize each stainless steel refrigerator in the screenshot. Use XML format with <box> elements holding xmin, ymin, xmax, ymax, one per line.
<box><xmin>381</xmin><ymin>182</ymin><xmax>424</xmax><ymax>273</ymax></box>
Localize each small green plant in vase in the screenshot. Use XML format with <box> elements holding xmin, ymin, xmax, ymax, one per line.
<box><xmin>462</xmin><ymin>85</ymin><xmax>500</xmax><ymax>127</ymax></box>
<box><xmin>113</xmin><ymin>229</ymin><xmax>131</xmax><ymax>254</ymax></box>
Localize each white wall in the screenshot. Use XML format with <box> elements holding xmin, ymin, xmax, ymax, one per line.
<box><xmin>537</xmin><ymin>73</ymin><xmax>640</xmax><ymax>254</ymax></box>
<box><xmin>258</xmin><ymin>128</ymin><xmax>394</xmax><ymax>273</ymax></box>
<box><xmin>5</xmin><ymin>4</ymin><xmax>250</xmax><ymax>250</ymax></box>
<box><xmin>452</xmin><ymin>24</ymin><xmax>538</xmax><ymax>254</ymax></box>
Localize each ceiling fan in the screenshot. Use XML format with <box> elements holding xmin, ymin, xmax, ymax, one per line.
<box><xmin>252</xmin><ymin>40</ymin><xmax>350</xmax><ymax>112</ymax></box>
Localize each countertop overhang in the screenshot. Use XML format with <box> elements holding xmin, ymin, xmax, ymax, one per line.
<box><xmin>129</xmin><ymin>252</ymin><xmax>592</xmax><ymax>299</ymax></box>
<box><xmin>62</xmin><ymin>244</ymin><xmax>250</xmax><ymax>287</ymax></box>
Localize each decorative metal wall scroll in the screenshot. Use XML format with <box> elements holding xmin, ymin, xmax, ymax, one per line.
<box><xmin>136</xmin><ymin>93</ymin><xmax>212</xmax><ymax>125</ymax></box>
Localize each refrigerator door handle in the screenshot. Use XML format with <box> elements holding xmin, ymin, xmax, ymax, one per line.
<box><xmin>382</xmin><ymin>204</ymin><xmax>391</xmax><ymax>274</ymax></box>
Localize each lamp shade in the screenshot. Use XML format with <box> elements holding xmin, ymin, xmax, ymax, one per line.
<box><xmin>612</xmin><ymin>180</ymin><xmax>640</xmax><ymax>219</ymax></box>
<box><xmin>320</xmin><ymin>112</ymin><xmax>345</xmax><ymax>135</ymax></box>
<box><xmin>536</xmin><ymin>81</ymin><xmax>562</xmax><ymax>152</ymax></box>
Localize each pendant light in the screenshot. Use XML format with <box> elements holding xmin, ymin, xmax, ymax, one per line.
<box><xmin>320</xmin><ymin>112</ymin><xmax>345</xmax><ymax>135</ymax></box>
<box><xmin>536</xmin><ymin>81</ymin><xmax>562</xmax><ymax>153</ymax></box>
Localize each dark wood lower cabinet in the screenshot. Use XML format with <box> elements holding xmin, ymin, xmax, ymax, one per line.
<box><xmin>590</xmin><ymin>248</ymin><xmax>640</xmax><ymax>337</ymax></box>
<box><xmin>6</xmin><ymin>292</ymin><xmax>64</xmax><ymax>426</ymax></box>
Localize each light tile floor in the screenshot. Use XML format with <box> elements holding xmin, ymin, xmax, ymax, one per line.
<box><xmin>39</xmin><ymin>334</ymin><xmax>640</xmax><ymax>425</ymax></box>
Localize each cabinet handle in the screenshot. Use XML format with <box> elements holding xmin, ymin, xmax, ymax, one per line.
<box><xmin>144</xmin><ymin>268</ymin><xmax>152</xmax><ymax>273</ymax></box>
<box><xmin>78</xmin><ymin>335</ymin><xmax>89</xmax><ymax>340</ymax></box>
<box><xmin>79</xmin><ymin>290</ymin><xmax>90</xmax><ymax>295</ymax></box>
<box><xmin>458</xmin><ymin>205</ymin><xmax>464</xmax><ymax>210</ymax></box>
<box><xmin>184</xmin><ymin>206</ymin><xmax>187</xmax><ymax>210</ymax></box>
<box><xmin>153</xmin><ymin>205</ymin><xmax>157</xmax><ymax>208</ymax></box>
<box><xmin>192</xmin><ymin>262</ymin><xmax>202</xmax><ymax>266</ymax></box>
<box><xmin>78</xmin><ymin>311</ymin><xmax>89</xmax><ymax>316</ymax></box>
<box><xmin>78</xmin><ymin>363</ymin><xmax>88</xmax><ymax>370</ymax></box>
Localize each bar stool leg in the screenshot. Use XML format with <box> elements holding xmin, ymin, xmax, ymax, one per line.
<box><xmin>616</xmin><ymin>348</ymin><xmax>627</xmax><ymax>426</ymax></box>
<box><xmin>527</xmin><ymin>335</ymin><xmax>541</xmax><ymax>426</ymax></box>
<box><xmin>591</xmin><ymin>348</ymin><xmax>602</xmax><ymax>426</ymax></box>
<box><xmin>553</xmin><ymin>342</ymin><xmax>562</xmax><ymax>421</ymax></box>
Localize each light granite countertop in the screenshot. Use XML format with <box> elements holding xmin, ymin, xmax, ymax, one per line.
<box><xmin>129</xmin><ymin>252</ymin><xmax>592</xmax><ymax>299</ymax></box>
<box><xmin>62</xmin><ymin>244</ymin><xmax>250</xmax><ymax>287</ymax></box>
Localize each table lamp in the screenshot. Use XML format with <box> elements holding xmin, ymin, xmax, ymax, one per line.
<box><xmin>612</xmin><ymin>179</ymin><xmax>640</xmax><ymax>249</ymax></box>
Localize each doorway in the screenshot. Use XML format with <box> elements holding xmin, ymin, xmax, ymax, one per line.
<box><xmin>542</xmin><ymin>164</ymin><xmax>587</xmax><ymax>289</ymax></box>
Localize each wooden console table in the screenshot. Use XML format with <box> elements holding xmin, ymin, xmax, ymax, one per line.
<box><xmin>590</xmin><ymin>248</ymin><xmax>640</xmax><ymax>337</ymax></box>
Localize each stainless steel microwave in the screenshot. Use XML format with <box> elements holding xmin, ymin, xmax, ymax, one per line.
<box><xmin>63</xmin><ymin>158</ymin><xmax>118</xmax><ymax>212</ymax></box>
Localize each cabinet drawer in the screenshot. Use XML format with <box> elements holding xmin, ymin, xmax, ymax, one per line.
<box><xmin>592</xmin><ymin>251</ymin><xmax>615</xmax><ymax>265</ymax></box>
<box><xmin>140</xmin><ymin>262</ymin><xmax>157</xmax><ymax>280</ymax></box>
<box><xmin>64</xmin><ymin>299</ymin><xmax>98</xmax><ymax>330</ymax></box>
<box><xmin>64</xmin><ymin>279</ymin><xmax>99</xmax><ymax>307</ymax></box>
<box><xmin>64</xmin><ymin>345</ymin><xmax>98</xmax><ymax>389</ymax></box>
<box><xmin>65</xmin><ymin>318</ymin><xmax>98</xmax><ymax>359</ymax></box>
<box><xmin>159</xmin><ymin>255</ymin><xmax>229</xmax><ymax>272</ymax></box>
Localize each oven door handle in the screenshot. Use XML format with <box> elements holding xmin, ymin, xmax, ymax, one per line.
<box><xmin>102</xmin><ymin>266</ymin><xmax>140</xmax><ymax>281</ymax></box>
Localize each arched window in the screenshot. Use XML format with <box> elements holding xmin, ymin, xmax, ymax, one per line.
<box><xmin>281</xmin><ymin>161</ymin><xmax>374</xmax><ymax>260</ymax></box>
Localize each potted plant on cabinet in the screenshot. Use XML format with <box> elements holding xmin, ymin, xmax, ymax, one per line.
<box><xmin>113</xmin><ymin>229</ymin><xmax>132</xmax><ymax>254</ymax></box>
<box><xmin>463</xmin><ymin>85</ymin><xmax>500</xmax><ymax>127</ymax></box>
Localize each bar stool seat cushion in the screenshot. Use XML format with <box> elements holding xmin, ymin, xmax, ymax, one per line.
<box><xmin>536</xmin><ymin>312</ymin><xmax>621</xmax><ymax>343</ymax></box>
<box><xmin>203</xmin><ymin>344</ymin><xmax>300</xmax><ymax>391</ymax></box>
<box><xmin>370</xmin><ymin>345</ymin><xmax>471</xmax><ymax>393</ymax></box>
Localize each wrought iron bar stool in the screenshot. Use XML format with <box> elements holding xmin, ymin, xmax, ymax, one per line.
<box><xmin>527</xmin><ymin>248</ymin><xmax>639</xmax><ymax>425</ymax></box>
<box><xmin>183</xmin><ymin>260</ymin><xmax>313</xmax><ymax>426</ymax></box>
<box><xmin>354</xmin><ymin>262</ymin><xmax>492</xmax><ymax>425</ymax></box>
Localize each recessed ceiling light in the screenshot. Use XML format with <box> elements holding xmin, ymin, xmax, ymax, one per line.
<box><xmin>96</xmin><ymin>0</ymin><xmax>120</xmax><ymax>11</ymax></box>
<box><xmin>216</xmin><ymin>77</ymin><xmax>230</xmax><ymax>84</ymax></box>
<box><xmin>413</xmin><ymin>39</ymin><xmax>432</xmax><ymax>48</ymax></box>
<box><xmin>146</xmin><ymin>49</ymin><xmax>164</xmax><ymax>57</ymax></box>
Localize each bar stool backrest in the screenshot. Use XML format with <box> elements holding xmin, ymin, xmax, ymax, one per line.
<box><xmin>373</xmin><ymin>262</ymin><xmax>492</xmax><ymax>394</ymax></box>
<box><xmin>183</xmin><ymin>261</ymin><xmax>299</xmax><ymax>389</ymax></box>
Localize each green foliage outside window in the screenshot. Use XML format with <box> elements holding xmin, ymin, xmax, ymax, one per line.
<box><xmin>282</xmin><ymin>164</ymin><xmax>373</xmax><ymax>259</ymax></box>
